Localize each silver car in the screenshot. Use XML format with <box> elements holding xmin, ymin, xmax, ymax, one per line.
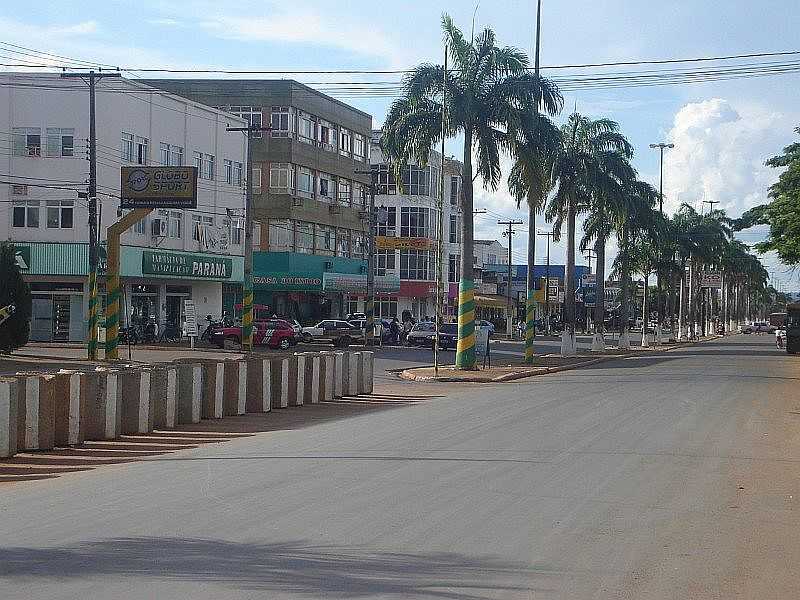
<box><xmin>406</xmin><ymin>322</ymin><xmax>436</xmax><ymax>347</ymax></box>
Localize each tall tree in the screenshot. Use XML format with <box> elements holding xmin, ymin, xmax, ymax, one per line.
<box><xmin>547</xmin><ymin>114</ymin><xmax>632</xmax><ymax>355</ymax></box>
<box><xmin>0</xmin><ymin>242</ymin><xmax>31</xmax><ymax>353</ymax></box>
<box><xmin>382</xmin><ymin>13</ymin><xmax>561</xmax><ymax>369</ymax></box>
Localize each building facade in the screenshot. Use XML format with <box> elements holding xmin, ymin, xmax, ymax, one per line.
<box><xmin>144</xmin><ymin>79</ymin><xmax>375</xmax><ymax>323</ymax></box>
<box><xmin>1</xmin><ymin>73</ymin><xmax>247</xmax><ymax>342</ymax></box>
<box><xmin>368</xmin><ymin>131</ymin><xmax>464</xmax><ymax>320</ymax></box>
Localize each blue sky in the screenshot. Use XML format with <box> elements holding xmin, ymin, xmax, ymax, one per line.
<box><xmin>2</xmin><ymin>0</ymin><xmax>799</xmax><ymax>287</ymax></box>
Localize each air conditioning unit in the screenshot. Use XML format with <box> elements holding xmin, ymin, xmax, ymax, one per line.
<box><xmin>151</xmin><ymin>218</ymin><xmax>167</xmax><ymax>237</ymax></box>
<box><xmin>292</xmin><ymin>197</ymin><xmax>303</xmax><ymax>207</ymax></box>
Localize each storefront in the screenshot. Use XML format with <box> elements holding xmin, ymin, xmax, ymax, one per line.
<box><xmin>13</xmin><ymin>242</ymin><xmax>243</xmax><ymax>341</ymax></box>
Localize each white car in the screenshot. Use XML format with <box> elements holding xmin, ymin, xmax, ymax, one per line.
<box><xmin>301</xmin><ymin>319</ymin><xmax>363</xmax><ymax>347</ymax></box>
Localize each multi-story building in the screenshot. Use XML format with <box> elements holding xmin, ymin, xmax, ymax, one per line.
<box><xmin>0</xmin><ymin>73</ymin><xmax>247</xmax><ymax>342</ymax></box>
<box><xmin>145</xmin><ymin>79</ymin><xmax>374</xmax><ymax>322</ymax></box>
<box><xmin>369</xmin><ymin>131</ymin><xmax>463</xmax><ymax>320</ymax></box>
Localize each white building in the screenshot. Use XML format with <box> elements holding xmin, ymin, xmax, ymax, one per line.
<box><xmin>474</xmin><ymin>239</ymin><xmax>508</xmax><ymax>269</ymax></box>
<box><xmin>369</xmin><ymin>131</ymin><xmax>463</xmax><ymax>320</ymax></box>
<box><xmin>0</xmin><ymin>73</ymin><xmax>247</xmax><ymax>341</ymax></box>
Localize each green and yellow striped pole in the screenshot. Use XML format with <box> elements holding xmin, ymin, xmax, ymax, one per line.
<box><xmin>87</xmin><ymin>269</ymin><xmax>99</xmax><ymax>360</ymax></box>
<box><xmin>525</xmin><ymin>290</ymin><xmax>536</xmax><ymax>364</ymax></box>
<box><xmin>455</xmin><ymin>279</ymin><xmax>477</xmax><ymax>369</ymax></box>
<box><xmin>242</xmin><ymin>274</ymin><xmax>253</xmax><ymax>351</ymax></box>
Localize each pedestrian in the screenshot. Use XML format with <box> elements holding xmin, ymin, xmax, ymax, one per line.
<box><xmin>390</xmin><ymin>317</ymin><xmax>400</xmax><ymax>344</ymax></box>
<box><xmin>516</xmin><ymin>320</ymin><xmax>525</xmax><ymax>339</ymax></box>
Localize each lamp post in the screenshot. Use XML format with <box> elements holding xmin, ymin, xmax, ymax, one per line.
<box><xmin>650</xmin><ymin>142</ymin><xmax>674</xmax><ymax>343</ymax></box>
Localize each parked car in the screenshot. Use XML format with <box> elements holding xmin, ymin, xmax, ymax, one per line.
<box><xmin>345</xmin><ymin>312</ymin><xmax>367</xmax><ymax>321</ymax></box>
<box><xmin>406</xmin><ymin>321</ymin><xmax>437</xmax><ymax>347</ymax></box>
<box><xmin>438</xmin><ymin>323</ymin><xmax>458</xmax><ymax>349</ymax></box>
<box><xmin>741</xmin><ymin>322</ymin><xmax>774</xmax><ymax>334</ymax></box>
<box><xmin>209</xmin><ymin>319</ymin><xmax>297</xmax><ymax>350</ymax></box>
<box><xmin>277</xmin><ymin>317</ymin><xmax>303</xmax><ymax>340</ymax></box>
<box><xmin>302</xmin><ymin>319</ymin><xmax>363</xmax><ymax>347</ymax></box>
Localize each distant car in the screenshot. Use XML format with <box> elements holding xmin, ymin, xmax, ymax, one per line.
<box><xmin>345</xmin><ymin>312</ymin><xmax>367</xmax><ymax>321</ymax></box>
<box><xmin>438</xmin><ymin>323</ymin><xmax>458</xmax><ymax>350</ymax></box>
<box><xmin>276</xmin><ymin>317</ymin><xmax>303</xmax><ymax>340</ymax></box>
<box><xmin>741</xmin><ymin>322</ymin><xmax>773</xmax><ymax>334</ymax></box>
<box><xmin>302</xmin><ymin>319</ymin><xmax>363</xmax><ymax>347</ymax></box>
<box><xmin>406</xmin><ymin>321</ymin><xmax>436</xmax><ymax>347</ymax></box>
<box><xmin>739</xmin><ymin>323</ymin><xmax>754</xmax><ymax>334</ymax></box>
<box><xmin>209</xmin><ymin>319</ymin><xmax>296</xmax><ymax>350</ymax></box>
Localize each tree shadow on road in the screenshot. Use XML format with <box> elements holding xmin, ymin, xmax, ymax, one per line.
<box><xmin>0</xmin><ymin>537</ymin><xmax>549</xmax><ymax>599</ymax></box>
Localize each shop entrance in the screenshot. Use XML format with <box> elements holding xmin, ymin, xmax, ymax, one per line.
<box><xmin>29</xmin><ymin>282</ymin><xmax>85</xmax><ymax>342</ymax></box>
<box><xmin>165</xmin><ymin>285</ymin><xmax>190</xmax><ymax>328</ymax></box>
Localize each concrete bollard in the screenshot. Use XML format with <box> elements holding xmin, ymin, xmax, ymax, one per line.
<box><xmin>294</xmin><ymin>353</ymin><xmax>306</xmax><ymax>406</ymax></box>
<box><xmin>333</xmin><ymin>352</ymin><xmax>345</xmax><ymax>398</ymax></box>
<box><xmin>346</xmin><ymin>352</ymin><xmax>360</xmax><ymax>396</ymax></box>
<box><xmin>85</xmin><ymin>369</ymin><xmax>122</xmax><ymax>441</ymax></box>
<box><xmin>320</xmin><ymin>352</ymin><xmax>335</xmax><ymax>401</ymax></box>
<box><xmin>222</xmin><ymin>360</ymin><xmax>247</xmax><ymax>416</ymax></box>
<box><xmin>0</xmin><ymin>378</ymin><xmax>19</xmax><ymax>458</ymax></box>
<box><xmin>176</xmin><ymin>364</ymin><xmax>202</xmax><ymax>424</ymax></box>
<box><xmin>119</xmin><ymin>368</ymin><xmax>153</xmax><ymax>435</ymax></box>
<box><xmin>200</xmin><ymin>361</ymin><xmax>225</xmax><ymax>419</ymax></box>
<box><xmin>307</xmin><ymin>354</ymin><xmax>321</xmax><ymax>404</ymax></box>
<box><xmin>269</xmin><ymin>357</ymin><xmax>289</xmax><ymax>409</ymax></box>
<box><xmin>246</xmin><ymin>357</ymin><xmax>271</xmax><ymax>413</ymax></box>
<box><xmin>361</xmin><ymin>351</ymin><xmax>374</xmax><ymax>395</ymax></box>
<box><xmin>15</xmin><ymin>373</ymin><xmax>57</xmax><ymax>451</ymax></box>
<box><xmin>284</xmin><ymin>355</ymin><xmax>300</xmax><ymax>407</ymax></box>
<box><xmin>150</xmin><ymin>366</ymin><xmax>178</xmax><ymax>429</ymax></box>
<box><xmin>52</xmin><ymin>371</ymin><xmax>89</xmax><ymax>446</ymax></box>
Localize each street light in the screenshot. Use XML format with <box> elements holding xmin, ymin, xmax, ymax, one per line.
<box><xmin>649</xmin><ymin>142</ymin><xmax>674</xmax><ymax>215</ymax></box>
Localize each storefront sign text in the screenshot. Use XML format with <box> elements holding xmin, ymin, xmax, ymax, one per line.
<box><xmin>375</xmin><ymin>237</ymin><xmax>432</xmax><ymax>250</ymax></box>
<box><xmin>142</xmin><ymin>251</ymin><xmax>232</xmax><ymax>279</ymax></box>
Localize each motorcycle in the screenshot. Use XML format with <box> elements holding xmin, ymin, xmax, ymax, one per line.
<box><xmin>200</xmin><ymin>314</ymin><xmax>225</xmax><ymax>343</ymax></box>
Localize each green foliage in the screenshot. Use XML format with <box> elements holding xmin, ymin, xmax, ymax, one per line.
<box><xmin>0</xmin><ymin>242</ymin><xmax>31</xmax><ymax>352</ymax></box>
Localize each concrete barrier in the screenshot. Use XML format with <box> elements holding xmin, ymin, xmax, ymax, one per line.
<box><xmin>200</xmin><ymin>361</ymin><xmax>225</xmax><ymax>419</ymax></box>
<box><xmin>0</xmin><ymin>378</ymin><xmax>19</xmax><ymax>458</ymax></box>
<box><xmin>293</xmin><ymin>354</ymin><xmax>306</xmax><ymax>406</ymax></box>
<box><xmin>333</xmin><ymin>352</ymin><xmax>345</xmax><ymax>398</ymax></box>
<box><xmin>222</xmin><ymin>360</ymin><xmax>247</xmax><ymax>416</ymax></box>
<box><xmin>85</xmin><ymin>369</ymin><xmax>122</xmax><ymax>441</ymax></box>
<box><xmin>346</xmin><ymin>351</ymin><xmax>360</xmax><ymax>396</ymax></box>
<box><xmin>269</xmin><ymin>357</ymin><xmax>289</xmax><ymax>409</ymax></box>
<box><xmin>176</xmin><ymin>364</ymin><xmax>202</xmax><ymax>424</ymax></box>
<box><xmin>308</xmin><ymin>354</ymin><xmax>321</xmax><ymax>404</ymax></box>
<box><xmin>320</xmin><ymin>352</ymin><xmax>335</xmax><ymax>401</ymax></box>
<box><xmin>15</xmin><ymin>373</ymin><xmax>56</xmax><ymax>451</ymax></box>
<box><xmin>246</xmin><ymin>357</ymin><xmax>271</xmax><ymax>413</ymax></box>
<box><xmin>150</xmin><ymin>365</ymin><xmax>178</xmax><ymax>429</ymax></box>
<box><xmin>120</xmin><ymin>368</ymin><xmax>153</xmax><ymax>435</ymax></box>
<box><xmin>52</xmin><ymin>371</ymin><xmax>89</xmax><ymax>446</ymax></box>
<box><xmin>361</xmin><ymin>351</ymin><xmax>374</xmax><ymax>395</ymax></box>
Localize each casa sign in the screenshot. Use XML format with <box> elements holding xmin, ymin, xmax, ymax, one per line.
<box><xmin>121</xmin><ymin>166</ymin><xmax>198</xmax><ymax>209</ymax></box>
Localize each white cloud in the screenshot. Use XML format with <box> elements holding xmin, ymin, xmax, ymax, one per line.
<box><xmin>662</xmin><ymin>98</ymin><xmax>793</xmax><ymax>217</ymax></box>
<box><xmin>52</xmin><ymin>20</ymin><xmax>98</xmax><ymax>36</ymax></box>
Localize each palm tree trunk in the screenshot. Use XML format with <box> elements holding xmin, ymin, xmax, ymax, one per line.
<box><xmin>678</xmin><ymin>261</ymin><xmax>686</xmax><ymax>341</ymax></box>
<box><xmin>455</xmin><ymin>127</ymin><xmax>477</xmax><ymax>370</ymax></box>
<box><xmin>591</xmin><ymin>236</ymin><xmax>606</xmax><ymax>352</ymax></box>
<box><xmin>525</xmin><ymin>198</ymin><xmax>536</xmax><ymax>364</ymax></box>
<box><xmin>618</xmin><ymin>225</ymin><xmax>631</xmax><ymax>349</ymax></box>
<box><xmin>641</xmin><ymin>272</ymin><xmax>650</xmax><ymax>347</ymax></box>
<box><xmin>561</xmin><ymin>195</ymin><xmax>577</xmax><ymax>356</ymax></box>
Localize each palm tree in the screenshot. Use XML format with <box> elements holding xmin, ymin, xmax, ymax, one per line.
<box><xmin>382</xmin><ymin>14</ymin><xmax>561</xmax><ymax>369</ymax></box>
<box><xmin>547</xmin><ymin>114</ymin><xmax>633</xmax><ymax>355</ymax></box>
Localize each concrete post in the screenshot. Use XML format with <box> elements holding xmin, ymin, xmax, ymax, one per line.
<box><xmin>285</xmin><ymin>355</ymin><xmax>300</xmax><ymax>407</ymax></box>
<box><xmin>120</xmin><ymin>368</ymin><xmax>153</xmax><ymax>435</ymax></box>
<box><xmin>335</xmin><ymin>352</ymin><xmax>346</xmax><ymax>398</ymax></box>
<box><xmin>150</xmin><ymin>365</ymin><xmax>178</xmax><ymax>429</ymax></box>
<box><xmin>269</xmin><ymin>357</ymin><xmax>290</xmax><ymax>409</ymax></box>
<box><xmin>85</xmin><ymin>368</ymin><xmax>122</xmax><ymax>441</ymax></box>
<box><xmin>14</xmin><ymin>374</ymin><xmax>57</xmax><ymax>451</ymax></box>
<box><xmin>308</xmin><ymin>354</ymin><xmax>321</xmax><ymax>404</ymax></box>
<box><xmin>0</xmin><ymin>378</ymin><xmax>19</xmax><ymax>458</ymax></box>
<box><xmin>176</xmin><ymin>364</ymin><xmax>202</xmax><ymax>424</ymax></box>
<box><xmin>53</xmin><ymin>371</ymin><xmax>89</xmax><ymax>446</ymax></box>
<box><xmin>347</xmin><ymin>351</ymin><xmax>360</xmax><ymax>396</ymax></box>
<box><xmin>222</xmin><ymin>360</ymin><xmax>247</xmax><ymax>416</ymax></box>
<box><xmin>321</xmin><ymin>352</ymin><xmax>335</xmax><ymax>401</ymax></box>
<box><xmin>201</xmin><ymin>361</ymin><xmax>225</xmax><ymax>419</ymax></box>
<box><xmin>294</xmin><ymin>353</ymin><xmax>306</xmax><ymax>406</ymax></box>
<box><xmin>246</xmin><ymin>357</ymin><xmax>271</xmax><ymax>413</ymax></box>
<box><xmin>361</xmin><ymin>351</ymin><xmax>374</xmax><ymax>394</ymax></box>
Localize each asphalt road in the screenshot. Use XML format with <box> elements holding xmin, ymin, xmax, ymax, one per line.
<box><xmin>2</xmin><ymin>335</ymin><xmax>798</xmax><ymax>599</ymax></box>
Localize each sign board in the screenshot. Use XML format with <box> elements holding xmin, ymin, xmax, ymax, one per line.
<box><xmin>121</xmin><ymin>166</ymin><xmax>198</xmax><ymax>209</ymax></box>
<box><xmin>475</xmin><ymin>326</ymin><xmax>490</xmax><ymax>357</ymax></box>
<box><xmin>581</xmin><ymin>274</ymin><xmax>596</xmax><ymax>286</ymax></box>
<box><xmin>322</xmin><ymin>272</ymin><xmax>400</xmax><ymax>294</ymax></box>
<box><xmin>548</xmin><ymin>285</ymin><xmax>560</xmax><ymax>298</ymax></box>
<box><xmin>183</xmin><ymin>299</ymin><xmax>198</xmax><ymax>337</ymax></box>
<box><xmin>700</xmin><ymin>272</ymin><xmax>723</xmax><ymax>289</ymax></box>
<box><xmin>142</xmin><ymin>251</ymin><xmax>232</xmax><ymax>280</ymax></box>
<box><xmin>375</xmin><ymin>236</ymin><xmax>432</xmax><ymax>250</ymax></box>
<box><xmin>253</xmin><ymin>274</ymin><xmax>323</xmax><ymax>291</ymax></box>
<box><xmin>548</xmin><ymin>278</ymin><xmax>561</xmax><ymax>286</ymax></box>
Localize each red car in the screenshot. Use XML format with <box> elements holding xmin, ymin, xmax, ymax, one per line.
<box><xmin>209</xmin><ymin>319</ymin><xmax>296</xmax><ymax>350</ymax></box>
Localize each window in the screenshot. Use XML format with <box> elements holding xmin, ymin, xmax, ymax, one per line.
<box><xmin>298</xmin><ymin>111</ymin><xmax>315</xmax><ymax>144</ymax></box>
<box><xmin>170</xmin><ymin>145</ymin><xmax>183</xmax><ymax>166</ymax></box>
<box><xmin>192</xmin><ymin>214</ymin><xmax>214</xmax><ymax>241</ymax></box>
<box><xmin>12</xmin><ymin>127</ymin><xmax>42</xmax><ymax>157</ymax></box>
<box><xmin>169</xmin><ymin>211</ymin><xmax>182</xmax><ymax>239</ymax></box>
<box><xmin>225</xmin><ymin>216</ymin><xmax>243</xmax><ymax>245</ymax></box>
<box><xmin>226</xmin><ymin>106</ymin><xmax>263</xmax><ymax>138</ymax></box>
<box><xmin>270</xmin><ymin>106</ymin><xmax>294</xmax><ymax>138</ymax></box>
<box><xmin>449</xmin><ymin>254</ymin><xmax>461</xmax><ymax>283</ymax></box>
<box><xmin>234</xmin><ymin>162</ymin><xmax>243</xmax><ymax>186</ymax></box>
<box><xmin>487</xmin><ymin>253</ymin><xmax>497</xmax><ymax>264</ymax></box>
<box><xmin>352</xmin><ymin>232</ymin><xmax>366</xmax><ymax>258</ymax></box>
<box><xmin>297</xmin><ymin>167</ymin><xmax>313</xmax><ymax>197</ymax></box>
<box><xmin>400</xmin><ymin>249</ymin><xmax>431</xmax><ymax>280</ymax></box>
<box><xmin>121</xmin><ymin>132</ymin><xmax>134</xmax><ymax>161</ymax></box>
<box><xmin>449</xmin><ymin>214</ymin><xmax>461</xmax><ymax>244</ymax></box>
<box><xmin>46</xmin><ymin>128</ymin><xmax>74</xmax><ymax>157</ymax></box>
<box><xmin>429</xmin><ymin>166</ymin><xmax>440</xmax><ymax>199</ymax></box>
<box><xmin>340</xmin><ymin>128</ymin><xmax>352</xmax><ymax>156</ymax></box>
<box><xmin>337</xmin><ymin>229</ymin><xmax>350</xmax><ymax>256</ymax></box>
<box><xmin>375</xmin><ymin>300</ymin><xmax>398</xmax><ymax>319</ymax></box>
<box><xmin>134</xmin><ymin>214</ymin><xmax>147</xmax><ymax>235</ymax></box>
<box><xmin>377</xmin><ymin>164</ymin><xmax>396</xmax><ymax>195</ymax></box>
<box><xmin>353</xmin><ymin>182</ymin><xmax>366</xmax><ymax>207</ymax></box>
<box><xmin>318</xmin><ymin>119</ymin><xmax>336</xmax><ymax>151</ymax></box>
<box><xmin>268</xmin><ymin>219</ymin><xmax>292</xmax><ymax>251</ymax></box>
<box><xmin>318</xmin><ymin>173</ymin><xmax>335</xmax><ymax>202</ymax></box>
<box><xmin>338</xmin><ymin>179</ymin><xmax>351</xmax><ymax>206</ymax></box>
<box><xmin>269</xmin><ymin>163</ymin><xmax>294</xmax><ymax>191</ymax></box>
<box><xmin>160</xmin><ymin>142</ymin><xmax>170</xmax><ymax>165</ymax></box>
<box><xmin>315</xmin><ymin>225</ymin><xmax>336</xmax><ymax>256</ymax></box>
<box><xmin>46</xmin><ymin>200</ymin><xmax>74</xmax><ymax>229</ymax></box>
<box><xmin>400</xmin><ymin>206</ymin><xmax>432</xmax><ymax>238</ymax></box>
<box><xmin>224</xmin><ymin>159</ymin><xmax>233</xmax><ymax>184</ymax></box>
<box><xmin>252</xmin><ymin>166</ymin><xmax>262</xmax><ymax>193</ymax></box>
<box><xmin>135</xmin><ymin>136</ymin><xmax>149</xmax><ymax>165</ymax></box>
<box><xmin>296</xmin><ymin>222</ymin><xmax>313</xmax><ymax>254</ymax></box>
<box><xmin>377</xmin><ymin>206</ymin><xmax>396</xmax><ymax>236</ymax></box>
<box><xmin>450</xmin><ymin>176</ymin><xmax>461</xmax><ymax>205</ymax></box>
<box><xmin>12</xmin><ymin>200</ymin><xmax>39</xmax><ymax>228</ymax></box>
<box><xmin>203</xmin><ymin>154</ymin><xmax>215</xmax><ymax>180</ymax></box>
<box><xmin>376</xmin><ymin>249</ymin><xmax>396</xmax><ymax>276</ymax></box>
<box><xmin>353</xmin><ymin>133</ymin><xmax>365</xmax><ymax>161</ymax></box>
<box><xmin>193</xmin><ymin>151</ymin><xmax>202</xmax><ymax>173</ymax></box>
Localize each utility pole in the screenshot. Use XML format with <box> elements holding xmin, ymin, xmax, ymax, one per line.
<box><xmin>702</xmin><ymin>199</ymin><xmax>720</xmax><ymax>216</ymax></box>
<box><xmin>432</xmin><ymin>43</ymin><xmax>448</xmax><ymax>377</ymax></box>
<box><xmin>649</xmin><ymin>142</ymin><xmax>673</xmax><ymax>341</ymax></box>
<box><xmin>499</xmin><ymin>220</ymin><xmax>523</xmax><ymax>337</ymax></box>
<box><xmin>537</xmin><ymin>230</ymin><xmax>554</xmax><ymax>335</ymax></box>
<box><xmin>584</xmin><ymin>249</ymin><xmax>596</xmax><ymax>333</ymax></box>
<box><xmin>227</xmin><ymin>123</ymin><xmax>271</xmax><ymax>352</ymax></box>
<box><xmin>61</xmin><ymin>70</ymin><xmax>121</xmax><ymax>360</ymax></box>
<box><xmin>355</xmin><ymin>166</ymin><xmax>379</xmax><ymax>347</ymax></box>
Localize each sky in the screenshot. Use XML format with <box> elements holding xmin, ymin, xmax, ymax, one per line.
<box><xmin>2</xmin><ymin>0</ymin><xmax>799</xmax><ymax>290</ymax></box>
